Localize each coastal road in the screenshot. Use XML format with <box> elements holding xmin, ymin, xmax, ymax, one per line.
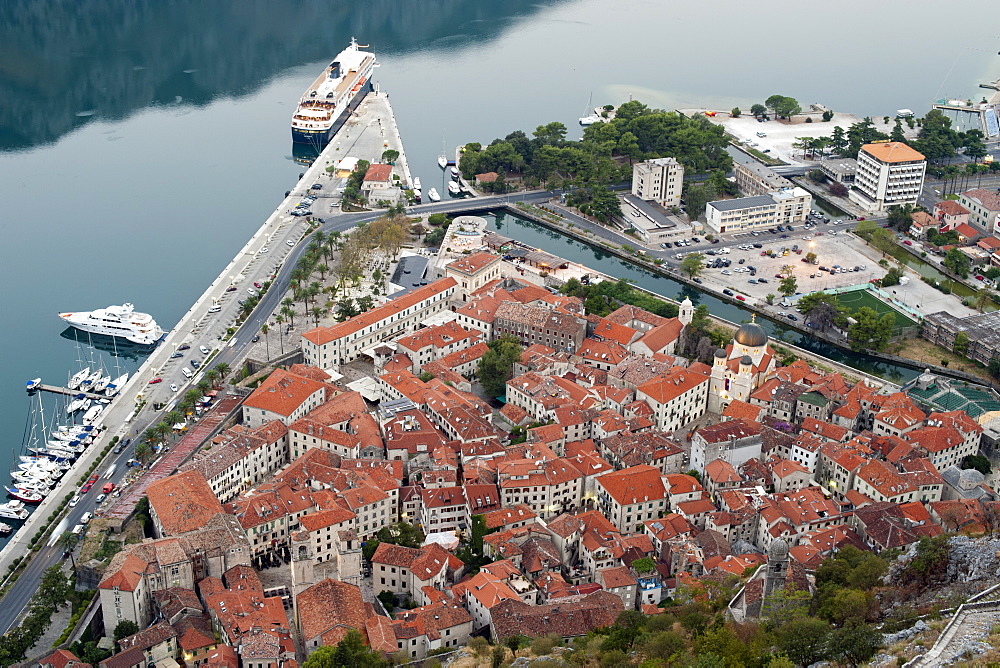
<box><xmin>0</xmin><ymin>443</ymin><xmax>140</xmax><ymax>633</ymax></box>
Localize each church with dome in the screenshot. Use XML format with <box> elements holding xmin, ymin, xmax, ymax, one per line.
<box><xmin>707</xmin><ymin>316</ymin><xmax>777</xmax><ymax>414</ymax></box>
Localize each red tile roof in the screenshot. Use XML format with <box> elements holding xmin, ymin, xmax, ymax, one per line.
<box><xmin>598</xmin><ymin>465</ymin><xmax>666</xmax><ymax>506</ymax></box>
<box><xmin>363</xmin><ymin>163</ymin><xmax>393</xmax><ymax>182</ymax></box>
<box><xmin>243</xmin><ymin>368</ymin><xmax>328</xmax><ymax>417</ymax></box>
<box><xmin>146</xmin><ymin>470</ymin><xmax>225</xmax><ymax>535</ymax></box>
<box><xmin>303</xmin><ymin>278</ymin><xmax>457</xmax><ymax>344</ymax></box>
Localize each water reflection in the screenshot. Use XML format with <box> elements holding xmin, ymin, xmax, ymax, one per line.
<box><xmin>59</xmin><ymin>327</ymin><xmax>154</xmax><ymax>362</ymax></box>
<box><xmin>0</xmin><ymin>0</ymin><xmax>564</xmax><ymax>151</ymax></box>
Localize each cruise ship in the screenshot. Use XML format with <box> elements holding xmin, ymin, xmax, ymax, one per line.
<box><xmin>291</xmin><ymin>38</ymin><xmax>376</xmax><ymax>145</ymax></box>
<box><xmin>58</xmin><ymin>303</ymin><xmax>162</xmax><ymax>345</ymax></box>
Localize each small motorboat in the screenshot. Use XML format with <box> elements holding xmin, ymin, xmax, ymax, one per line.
<box><xmin>449</xmin><ymin>166</ymin><xmax>459</xmax><ymax>179</ymax></box>
<box><xmin>26</xmin><ymin>378</ymin><xmax>41</xmax><ymax>391</ymax></box>
<box><xmin>413</xmin><ymin>189</ymin><xmax>422</xmax><ymax>203</ymax></box>
<box><xmin>437</xmin><ymin>154</ymin><xmax>447</xmax><ymax>169</ymax></box>
<box><xmin>0</xmin><ymin>523</ymin><xmax>12</xmax><ymax>536</ymax></box>
<box><xmin>427</xmin><ymin>188</ymin><xmax>440</xmax><ymax>202</ymax></box>
<box><xmin>413</xmin><ymin>176</ymin><xmax>422</xmax><ymax>191</ymax></box>
<box><xmin>447</xmin><ymin>181</ymin><xmax>461</xmax><ymax>196</ymax></box>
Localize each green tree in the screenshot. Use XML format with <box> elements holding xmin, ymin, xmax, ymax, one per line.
<box><xmin>963</xmin><ymin>454</ymin><xmax>993</xmax><ymax>475</ymax></box>
<box><xmin>750</xmin><ymin>103</ymin><xmax>767</xmax><ymax>118</ymax></box>
<box><xmin>870</xmin><ymin>228</ymin><xmax>896</xmax><ymax>256</ymax></box>
<box><xmin>477</xmin><ymin>335</ymin><xmax>524</xmax><ymax>397</ymax></box>
<box><xmin>683</xmin><ymin>182</ymin><xmax>717</xmax><ymax>220</ymax></box>
<box><xmin>765</xmin><ymin>94</ymin><xmax>801</xmax><ymax>119</ymax></box>
<box><xmin>765</xmin><ymin>293</ymin><xmax>775</xmax><ymax>305</ymax></box>
<box><xmin>731</xmin><ymin>107</ymin><xmax>741</xmax><ymax>118</ymax></box>
<box><xmin>680</xmin><ymin>253</ymin><xmax>705</xmax><ymax>278</ymax></box>
<box><xmin>631</xmin><ymin>557</ymin><xmax>655</xmax><ymax>574</ymax></box>
<box><xmin>778</xmin><ymin>617</ymin><xmax>831</xmax><ymax>667</ymax></box>
<box><xmin>380</xmin><ymin>148</ymin><xmax>399</xmax><ymax>164</ymax></box>
<box><xmin>37</xmin><ymin>565</ymin><xmax>72</xmax><ymax>609</ymax></box>
<box><xmin>427</xmin><ymin>213</ymin><xmax>448</xmax><ymax>227</ymax></box>
<box><xmin>943</xmin><ymin>248</ymin><xmax>970</xmax><ymax>278</ymax></box>
<box><xmin>804</xmin><ymin>251</ymin><xmax>817</xmax><ymax>264</ymax></box>
<box><xmin>847</xmin><ymin>307</ymin><xmax>894</xmax><ymax>352</ymax></box>
<box><xmin>880</xmin><ymin>266</ymin><xmax>904</xmax><ymax>287</ymax></box>
<box><xmin>829</xmin><ymin>125</ymin><xmax>848</xmax><ymax>154</ymax></box>
<box><xmin>778</xmin><ymin>276</ymin><xmax>798</xmax><ymax>297</ymax></box>
<box><xmin>827</xmin><ymin>623</ymin><xmax>882</xmax><ymax>668</ymax></box>
<box><xmin>853</xmin><ymin>219</ymin><xmax>878</xmax><ymax>241</ymax></box>
<box><xmin>114</xmin><ymin>620</ymin><xmax>140</xmax><ymax>642</ymax></box>
<box><xmin>953</xmin><ymin>332</ymin><xmax>970</xmax><ymax>356</ymax></box>
<box><xmin>303</xmin><ymin>629</ymin><xmax>388</xmax><ymax>668</ymax></box>
<box><xmin>376</xmin><ymin>590</ymin><xmax>396</xmax><ymax>612</ymax></box>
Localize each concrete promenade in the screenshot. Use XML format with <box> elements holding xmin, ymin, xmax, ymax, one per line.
<box><xmin>0</xmin><ymin>89</ymin><xmax>414</xmax><ymax>630</ymax></box>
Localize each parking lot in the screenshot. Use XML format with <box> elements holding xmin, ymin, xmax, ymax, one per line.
<box><xmin>689</xmin><ymin>213</ymin><xmax>885</xmax><ymax>306</ymax></box>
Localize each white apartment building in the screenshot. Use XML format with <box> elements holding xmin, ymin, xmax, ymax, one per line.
<box><xmin>849</xmin><ymin>142</ymin><xmax>926</xmax><ymax>212</ymax></box>
<box><xmin>632</xmin><ymin>158</ymin><xmax>684</xmax><ymax>208</ymax></box>
<box><xmin>704</xmin><ymin>187</ymin><xmax>811</xmax><ymax>235</ymax></box>
<box><xmin>734</xmin><ymin>162</ymin><xmax>794</xmax><ymax>196</ymax></box>
<box><xmin>301</xmin><ymin>278</ymin><xmax>457</xmax><ymax>368</ymax></box>
<box><xmin>958</xmin><ymin>189</ymin><xmax>1000</xmax><ymax>234</ymax></box>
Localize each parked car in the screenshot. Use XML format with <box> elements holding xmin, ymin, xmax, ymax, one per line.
<box><xmin>735</xmin><ymin>295</ymin><xmax>746</xmax><ymax>301</ymax></box>
<box><xmin>149</xmin><ymin>377</ymin><xmax>162</xmax><ymax>384</ymax></box>
<box><xmin>723</xmin><ymin>289</ymin><xmax>735</xmax><ymax>296</ymax></box>
<box><xmin>903</xmin><ymin>240</ymin><xmax>913</xmax><ymax>245</ymax></box>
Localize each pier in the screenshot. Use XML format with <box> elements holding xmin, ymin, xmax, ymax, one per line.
<box><xmin>32</xmin><ymin>384</ymin><xmax>106</xmax><ymax>401</ymax></box>
<box><xmin>0</xmin><ymin>80</ymin><xmax>421</xmax><ymax>633</ymax></box>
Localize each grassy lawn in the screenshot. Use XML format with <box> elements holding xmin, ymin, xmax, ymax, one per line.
<box><xmin>890</xmin><ymin>337</ymin><xmax>992</xmax><ymax>383</ymax></box>
<box><xmin>836</xmin><ymin>289</ymin><xmax>918</xmax><ymax>334</ymax></box>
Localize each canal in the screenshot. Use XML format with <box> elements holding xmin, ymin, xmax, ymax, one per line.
<box><xmin>486</xmin><ymin>210</ymin><xmax>922</xmax><ymax>385</ymax></box>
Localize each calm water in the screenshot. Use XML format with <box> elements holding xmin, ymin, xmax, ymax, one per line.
<box><xmin>0</xmin><ymin>0</ymin><xmax>996</xmax><ymax>524</ymax></box>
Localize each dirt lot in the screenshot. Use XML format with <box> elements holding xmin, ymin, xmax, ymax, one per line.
<box><xmin>890</xmin><ymin>337</ymin><xmax>993</xmax><ymax>384</ymax></box>
<box><xmin>685</xmin><ymin>110</ymin><xmax>915</xmax><ymax>165</ymax></box>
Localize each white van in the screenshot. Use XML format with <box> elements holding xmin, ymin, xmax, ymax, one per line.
<box><xmin>181</xmin><ymin>367</ymin><xmax>194</xmax><ymax>379</ymax></box>
<box><xmin>80</xmin><ymin>512</ymin><xmax>92</xmax><ymax>524</ymax></box>
<box><xmin>72</xmin><ymin>524</ymin><xmax>85</xmax><ymax>535</ymax></box>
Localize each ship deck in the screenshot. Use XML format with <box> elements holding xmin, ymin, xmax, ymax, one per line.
<box><xmin>301</xmin><ymin>54</ymin><xmax>374</xmax><ymax>104</ymax></box>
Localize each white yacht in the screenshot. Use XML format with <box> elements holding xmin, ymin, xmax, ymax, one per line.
<box><xmin>447</xmin><ymin>181</ymin><xmax>461</xmax><ymax>196</ymax></box>
<box><xmin>413</xmin><ymin>177</ymin><xmax>421</xmax><ymax>191</ymax></box>
<box><xmin>105</xmin><ymin>373</ymin><xmax>128</xmax><ymax>396</ymax></box>
<box><xmin>67</xmin><ymin>367</ymin><xmax>90</xmax><ymax>390</ymax></box>
<box><xmin>66</xmin><ymin>396</ymin><xmax>90</xmax><ymax>414</ymax></box>
<box><xmin>82</xmin><ymin>404</ymin><xmax>104</xmax><ymax>425</ymax></box>
<box><xmin>93</xmin><ymin>374</ymin><xmax>111</xmax><ymax>393</ymax></box>
<box><xmin>427</xmin><ymin>187</ymin><xmax>440</xmax><ymax>202</ymax></box>
<box><xmin>58</xmin><ymin>303</ymin><xmax>162</xmax><ymax>345</ymax></box>
<box><xmin>0</xmin><ymin>500</ymin><xmax>30</xmax><ymax>521</ymax></box>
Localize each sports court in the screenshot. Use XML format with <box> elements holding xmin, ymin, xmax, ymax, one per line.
<box><xmin>828</xmin><ymin>286</ymin><xmax>919</xmax><ymax>335</ymax></box>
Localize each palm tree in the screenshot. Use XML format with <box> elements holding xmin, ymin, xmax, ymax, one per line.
<box><xmin>184</xmin><ymin>389</ymin><xmax>202</xmax><ymax>408</ymax></box>
<box><xmin>205</xmin><ymin>368</ymin><xmax>220</xmax><ymax>387</ymax></box>
<box><xmin>311</xmin><ymin>306</ymin><xmax>326</xmax><ymax>326</ymax></box>
<box><xmin>58</xmin><ymin>532</ymin><xmax>79</xmax><ymax>569</ymax></box>
<box><xmin>134</xmin><ymin>442</ymin><xmax>153</xmax><ymax>467</ymax></box>
<box><xmin>215</xmin><ymin>362</ymin><xmax>231</xmax><ymax>380</ymax></box>
<box><xmin>197</xmin><ymin>380</ymin><xmax>212</xmax><ymax>396</ymax></box>
<box><xmin>273</xmin><ymin>316</ymin><xmax>285</xmax><ymax>355</ymax></box>
<box><xmin>261</xmin><ymin>324</ymin><xmax>271</xmax><ymax>360</ymax></box>
<box><xmin>316</xmin><ymin>264</ymin><xmax>330</xmax><ymax>280</ymax></box>
<box><xmin>281</xmin><ymin>305</ymin><xmax>295</xmax><ymax>328</ymax></box>
<box><xmin>313</xmin><ymin>230</ymin><xmax>328</xmax><ymax>261</ymax></box>
<box><xmin>164</xmin><ymin>411</ymin><xmax>183</xmax><ymax>428</ymax></box>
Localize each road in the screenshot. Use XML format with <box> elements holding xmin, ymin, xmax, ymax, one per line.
<box><xmin>0</xmin><ymin>178</ymin><xmax>874</xmax><ymax>634</ymax></box>
<box><xmin>0</xmin><ymin>442</ymin><xmax>140</xmax><ymax>632</ymax></box>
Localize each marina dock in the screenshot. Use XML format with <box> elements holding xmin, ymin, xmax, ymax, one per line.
<box><xmin>32</xmin><ymin>384</ymin><xmax>106</xmax><ymax>401</ymax></box>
